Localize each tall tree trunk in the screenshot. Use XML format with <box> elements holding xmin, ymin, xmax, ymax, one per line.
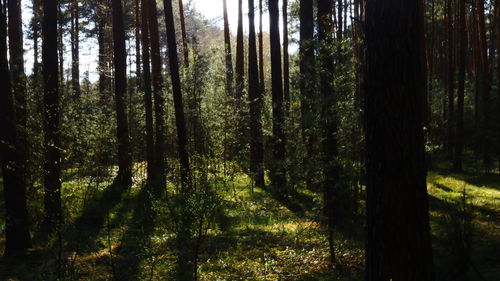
<box><xmin>446</xmin><ymin>0</ymin><xmax>455</xmax><ymax>161</ymax></box>
<box><xmin>223</xmin><ymin>0</ymin><xmax>233</xmax><ymax>96</ymax></box>
<box><xmin>98</xmin><ymin>4</ymin><xmax>108</xmax><ymax>100</ymax></box>
<box><xmin>70</xmin><ymin>0</ymin><xmax>80</xmax><ymax>98</ymax></box>
<box><xmin>248</xmin><ymin>0</ymin><xmax>265</xmax><ymax>188</ymax></box>
<box><xmin>258</xmin><ymin>0</ymin><xmax>265</xmax><ymax>96</ymax></box>
<box><xmin>0</xmin><ymin>0</ymin><xmax>31</xmax><ymax>257</ymax></box>
<box><xmin>269</xmin><ymin>0</ymin><xmax>286</xmax><ymax>195</ymax></box>
<box><xmin>135</xmin><ymin>0</ymin><xmax>141</xmax><ymax>82</ymax></box>
<box><xmin>111</xmin><ymin>0</ymin><xmax>132</xmax><ymax>187</ymax></box>
<box><xmin>42</xmin><ymin>0</ymin><xmax>63</xmax><ymax>232</ymax></box>
<box><xmin>318</xmin><ymin>0</ymin><xmax>339</xmax><ymax>264</ymax></box>
<box><xmin>148</xmin><ymin>0</ymin><xmax>166</xmax><ymax>185</ymax></box>
<box><xmin>163</xmin><ymin>0</ymin><xmax>193</xmax><ymax>278</ymax></box>
<box><xmin>141</xmin><ymin>0</ymin><xmax>155</xmax><ymax>181</ymax></box>
<box><xmin>497</xmin><ymin>0</ymin><xmax>500</xmax><ymax>169</ymax></box>
<box><xmin>365</xmin><ymin>0</ymin><xmax>434</xmax><ymax>279</ymax></box>
<box><xmin>179</xmin><ymin>0</ymin><xmax>189</xmax><ymax>66</ymax></box>
<box><xmin>7</xmin><ymin>0</ymin><xmax>27</xmax><ymax>193</ymax></box>
<box><xmin>454</xmin><ymin>0</ymin><xmax>467</xmax><ymax>171</ymax></box>
<box><xmin>282</xmin><ymin>0</ymin><xmax>290</xmax><ymax>104</ymax></box>
<box><xmin>235</xmin><ymin>0</ymin><xmax>244</xmax><ymax>109</ymax></box>
<box><xmin>475</xmin><ymin>0</ymin><xmax>492</xmax><ymax>169</ymax></box>
<box><xmin>299</xmin><ymin>0</ymin><xmax>316</xmax><ymax>184</ymax></box>
<box><xmin>32</xmin><ymin>0</ymin><xmax>41</xmax><ymax>78</ymax></box>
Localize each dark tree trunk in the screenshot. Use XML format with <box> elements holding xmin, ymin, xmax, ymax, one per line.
<box><xmin>0</xmin><ymin>1</ymin><xmax>31</xmax><ymax>257</ymax></box>
<box><xmin>141</xmin><ymin>0</ymin><xmax>155</xmax><ymax>180</ymax></box>
<box><xmin>282</xmin><ymin>0</ymin><xmax>290</xmax><ymax>104</ymax></box>
<box><xmin>258</xmin><ymin>0</ymin><xmax>265</xmax><ymax>96</ymax></box>
<box><xmin>454</xmin><ymin>0</ymin><xmax>466</xmax><ymax>171</ymax></box>
<box><xmin>365</xmin><ymin>0</ymin><xmax>435</xmax><ymax>280</ymax></box>
<box><xmin>163</xmin><ymin>0</ymin><xmax>193</xmax><ymax>278</ymax></box>
<box><xmin>135</xmin><ymin>0</ymin><xmax>141</xmax><ymax>82</ymax></box>
<box><xmin>7</xmin><ymin>0</ymin><xmax>27</xmax><ymax>192</ymax></box>
<box><xmin>97</xmin><ymin>4</ymin><xmax>108</xmax><ymax>100</ymax></box>
<box><xmin>269</xmin><ymin>0</ymin><xmax>286</xmax><ymax>195</ymax></box>
<box><xmin>32</xmin><ymin>0</ymin><xmax>41</xmax><ymax>78</ymax></box>
<box><xmin>475</xmin><ymin>0</ymin><xmax>492</xmax><ymax>169</ymax></box>
<box><xmin>148</xmin><ymin>0</ymin><xmax>166</xmax><ymax>185</ymax></box>
<box><xmin>223</xmin><ymin>0</ymin><xmax>234</xmax><ymax>96</ymax></box>
<box><xmin>248</xmin><ymin>0</ymin><xmax>265</xmax><ymax>188</ymax></box>
<box><xmin>318</xmin><ymin>0</ymin><xmax>339</xmax><ymax>264</ymax></box>
<box><xmin>235</xmin><ymin>0</ymin><xmax>244</xmax><ymax>109</ymax></box>
<box><xmin>179</xmin><ymin>0</ymin><xmax>189</xmax><ymax>66</ymax></box>
<box><xmin>497</xmin><ymin>0</ymin><xmax>500</xmax><ymax>169</ymax></box>
<box><xmin>70</xmin><ymin>0</ymin><xmax>80</xmax><ymax>98</ymax></box>
<box><xmin>299</xmin><ymin>0</ymin><xmax>315</xmax><ymax>159</ymax></box>
<box><xmin>42</xmin><ymin>0</ymin><xmax>63</xmax><ymax>232</ymax></box>
<box><xmin>445</xmin><ymin>0</ymin><xmax>455</xmax><ymax>161</ymax></box>
<box><xmin>111</xmin><ymin>0</ymin><xmax>132</xmax><ymax>187</ymax></box>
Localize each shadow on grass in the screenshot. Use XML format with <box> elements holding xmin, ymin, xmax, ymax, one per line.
<box><xmin>113</xmin><ymin>180</ymin><xmax>161</xmax><ymax>281</ymax></box>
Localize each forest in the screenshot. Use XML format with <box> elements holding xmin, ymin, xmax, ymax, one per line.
<box><xmin>0</xmin><ymin>0</ymin><xmax>499</xmax><ymax>280</ymax></box>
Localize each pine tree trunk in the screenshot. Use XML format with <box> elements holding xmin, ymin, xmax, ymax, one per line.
<box><xmin>269</xmin><ymin>0</ymin><xmax>286</xmax><ymax>195</ymax></box>
<box><xmin>148</xmin><ymin>0</ymin><xmax>166</xmax><ymax>185</ymax></box>
<box><xmin>111</xmin><ymin>0</ymin><xmax>132</xmax><ymax>187</ymax></box>
<box><xmin>70</xmin><ymin>0</ymin><xmax>80</xmax><ymax>98</ymax></box>
<box><xmin>179</xmin><ymin>0</ymin><xmax>189</xmax><ymax>66</ymax></box>
<box><xmin>454</xmin><ymin>0</ymin><xmax>466</xmax><ymax>171</ymax></box>
<box><xmin>282</xmin><ymin>0</ymin><xmax>290</xmax><ymax>104</ymax></box>
<box><xmin>141</xmin><ymin>0</ymin><xmax>155</xmax><ymax>181</ymax></box>
<box><xmin>135</xmin><ymin>0</ymin><xmax>141</xmax><ymax>83</ymax></box>
<box><xmin>318</xmin><ymin>0</ymin><xmax>339</xmax><ymax>264</ymax></box>
<box><xmin>258</xmin><ymin>0</ymin><xmax>265</xmax><ymax>96</ymax></box>
<box><xmin>235</xmin><ymin>0</ymin><xmax>244</xmax><ymax>109</ymax></box>
<box><xmin>0</xmin><ymin>1</ymin><xmax>31</xmax><ymax>257</ymax></box>
<box><xmin>365</xmin><ymin>0</ymin><xmax>434</xmax><ymax>279</ymax></box>
<box><xmin>42</xmin><ymin>0</ymin><xmax>63</xmax><ymax>232</ymax></box>
<box><xmin>248</xmin><ymin>0</ymin><xmax>265</xmax><ymax>188</ymax></box>
<box><xmin>446</xmin><ymin>0</ymin><xmax>455</xmax><ymax>161</ymax></box>
<box><xmin>222</xmin><ymin>0</ymin><xmax>233</xmax><ymax>96</ymax></box>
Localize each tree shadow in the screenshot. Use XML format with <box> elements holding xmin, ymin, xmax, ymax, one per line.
<box><xmin>112</xmin><ymin>181</ymin><xmax>159</xmax><ymax>281</ymax></box>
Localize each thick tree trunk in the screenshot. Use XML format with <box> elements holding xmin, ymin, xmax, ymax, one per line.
<box><xmin>269</xmin><ymin>0</ymin><xmax>286</xmax><ymax>195</ymax></box>
<box><xmin>148</xmin><ymin>0</ymin><xmax>166</xmax><ymax>185</ymax></box>
<box><xmin>222</xmin><ymin>0</ymin><xmax>234</xmax><ymax>97</ymax></box>
<box><xmin>7</xmin><ymin>0</ymin><xmax>28</xmax><ymax>194</ymax></box>
<box><xmin>163</xmin><ymin>0</ymin><xmax>193</xmax><ymax>278</ymax></box>
<box><xmin>454</xmin><ymin>0</ymin><xmax>466</xmax><ymax>171</ymax></box>
<box><xmin>42</xmin><ymin>0</ymin><xmax>63</xmax><ymax>232</ymax></box>
<box><xmin>141</xmin><ymin>0</ymin><xmax>155</xmax><ymax>180</ymax></box>
<box><xmin>0</xmin><ymin>1</ymin><xmax>31</xmax><ymax>257</ymax></box>
<box><xmin>111</xmin><ymin>0</ymin><xmax>132</xmax><ymax>187</ymax></box>
<box><xmin>365</xmin><ymin>0</ymin><xmax>434</xmax><ymax>280</ymax></box>
<box><xmin>248</xmin><ymin>0</ymin><xmax>265</xmax><ymax>188</ymax></box>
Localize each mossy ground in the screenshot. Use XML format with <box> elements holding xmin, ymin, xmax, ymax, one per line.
<box><xmin>0</xmin><ymin>159</ymin><xmax>499</xmax><ymax>280</ymax></box>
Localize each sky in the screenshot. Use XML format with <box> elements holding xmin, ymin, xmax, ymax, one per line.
<box><xmin>20</xmin><ymin>0</ymin><xmax>289</xmax><ymax>82</ymax></box>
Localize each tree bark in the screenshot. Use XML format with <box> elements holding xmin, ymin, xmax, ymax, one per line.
<box><xmin>454</xmin><ymin>0</ymin><xmax>466</xmax><ymax>171</ymax></box>
<box><xmin>365</xmin><ymin>0</ymin><xmax>434</xmax><ymax>279</ymax></box>
<box><xmin>318</xmin><ymin>0</ymin><xmax>339</xmax><ymax>264</ymax></box>
<box><xmin>282</xmin><ymin>0</ymin><xmax>290</xmax><ymax>104</ymax></box>
<box><xmin>269</xmin><ymin>0</ymin><xmax>286</xmax><ymax>195</ymax></box>
<box><xmin>70</xmin><ymin>0</ymin><xmax>80</xmax><ymax>98</ymax></box>
<box><xmin>163</xmin><ymin>0</ymin><xmax>193</xmax><ymax>278</ymax></box>
<box><xmin>223</xmin><ymin>0</ymin><xmax>234</xmax><ymax>97</ymax></box>
<box><xmin>248</xmin><ymin>0</ymin><xmax>265</xmax><ymax>188</ymax></box>
<box><xmin>258</xmin><ymin>0</ymin><xmax>265</xmax><ymax>97</ymax></box>
<box><xmin>445</xmin><ymin>0</ymin><xmax>455</xmax><ymax>161</ymax></box>
<box><xmin>147</xmin><ymin>0</ymin><xmax>166</xmax><ymax>185</ymax></box>
<box><xmin>42</xmin><ymin>0</ymin><xmax>63</xmax><ymax>232</ymax></box>
<box><xmin>179</xmin><ymin>0</ymin><xmax>189</xmax><ymax>66</ymax></box>
<box><xmin>235</xmin><ymin>0</ymin><xmax>244</xmax><ymax>109</ymax></box>
<box><xmin>0</xmin><ymin>1</ymin><xmax>31</xmax><ymax>257</ymax></box>
<box><xmin>111</xmin><ymin>0</ymin><xmax>133</xmax><ymax>187</ymax></box>
<box><xmin>141</xmin><ymin>0</ymin><xmax>155</xmax><ymax>181</ymax></box>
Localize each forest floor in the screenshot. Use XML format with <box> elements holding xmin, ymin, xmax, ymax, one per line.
<box><xmin>0</xmin><ymin>159</ymin><xmax>499</xmax><ymax>280</ymax></box>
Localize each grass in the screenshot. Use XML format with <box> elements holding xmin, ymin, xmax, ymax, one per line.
<box><xmin>0</xmin><ymin>159</ymin><xmax>499</xmax><ymax>280</ymax></box>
